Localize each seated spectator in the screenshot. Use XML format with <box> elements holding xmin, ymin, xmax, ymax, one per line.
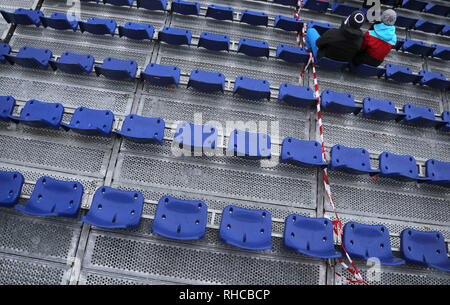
<box><xmin>352</xmin><ymin>9</ymin><xmax>397</xmax><ymax>67</ymax></box>
<box><xmin>305</xmin><ymin>10</ymin><xmax>365</xmax><ymax>62</ymax></box>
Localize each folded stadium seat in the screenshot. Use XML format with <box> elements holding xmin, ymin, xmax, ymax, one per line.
<box><xmin>395</xmin><ymin>15</ymin><xmax>419</xmax><ymax>29</ymax></box>
<box><xmin>171</xmin><ymin>0</ymin><xmax>200</xmax><ymax>15</ymax></box>
<box><xmin>140</xmin><ymin>63</ymin><xmax>180</xmax><ymax>86</ymax></box>
<box><xmin>115</xmin><ymin>114</ymin><xmax>165</xmax><ymax>143</ymax></box>
<box><xmin>81</xmin><ymin>186</ymin><xmax>144</xmax><ymax>229</ymax></box>
<box><xmin>284</xmin><ymin>215</ymin><xmax>341</xmax><ymax>259</ymax></box>
<box><xmin>198</xmin><ymin>32</ymin><xmax>230</xmax><ymax>51</ymax></box>
<box><xmin>60</xmin><ymin>107</ymin><xmax>114</xmax><ymax>137</ymax></box>
<box><xmin>0</xmin><ymin>43</ymin><xmax>11</xmax><ymax>64</ymax></box>
<box><xmin>320</xmin><ymin>90</ymin><xmax>362</xmax><ymax>114</ymax></box>
<box><xmin>431</xmin><ymin>45</ymin><xmax>450</xmax><ymax>60</ymax></box>
<box><xmin>273</xmin><ymin>0</ymin><xmax>297</xmax><ymax>6</ymax></box>
<box><xmin>15</xmin><ymin>177</ymin><xmax>83</xmax><ymax>218</ymax></box>
<box><xmin>103</xmin><ymin>0</ymin><xmax>134</xmax><ymax>7</ymax></box>
<box><xmin>424</xmin><ymin>3</ymin><xmax>450</xmax><ymax>16</ymax></box>
<box><xmin>8</xmin><ymin>99</ymin><xmax>63</xmax><ymax>130</ymax></box>
<box><xmin>316</xmin><ymin>57</ymin><xmax>349</xmax><ymax>71</ymax></box>
<box><xmin>136</xmin><ymin>0</ymin><xmax>167</xmax><ymax>11</ymax></box>
<box><xmin>227</xmin><ymin>129</ymin><xmax>271</xmax><ymax>159</ymax></box>
<box><xmin>417</xmin><ymin>70</ymin><xmax>450</xmax><ymax>89</ymax></box>
<box><xmin>362</xmin><ymin>97</ymin><xmax>406</xmax><ymax>121</ymax></box>
<box><xmin>331</xmin><ymin>3</ymin><xmax>367</xmax><ymax>17</ymax></box>
<box><xmin>274</xmin><ymin>15</ymin><xmax>303</xmax><ymax>32</ymax></box>
<box><xmin>302</xmin><ymin>0</ymin><xmax>330</xmax><ymax>12</ymax></box>
<box><xmin>240</xmin><ymin>10</ymin><xmax>268</xmax><ymax>27</ymax></box>
<box><xmin>400</xmin><ymin>229</ymin><xmax>450</xmax><ymax>272</ymax></box>
<box><xmin>278</xmin><ymin>83</ymin><xmax>316</xmax><ymax>107</ymax></box>
<box><xmin>173</xmin><ymin>122</ymin><xmax>217</xmax><ymax>152</ymax></box>
<box><xmin>118</xmin><ymin>22</ymin><xmax>154</xmax><ymax>40</ymax></box>
<box><xmin>401</xmin><ymin>0</ymin><xmax>427</xmax><ymax>11</ymax></box>
<box><xmin>330</xmin><ymin>144</ymin><xmax>380</xmax><ymax>175</ymax></box>
<box><xmin>0</xmin><ymin>96</ymin><xmax>15</xmax><ymax>122</ymax></box>
<box><xmin>205</xmin><ymin>5</ymin><xmax>234</xmax><ymax>21</ymax></box>
<box><xmin>233</xmin><ymin>76</ymin><xmax>271</xmax><ymax>100</ymax></box>
<box><xmin>0</xmin><ymin>170</ymin><xmax>24</xmax><ymax>207</ymax></box>
<box><xmin>307</xmin><ymin>20</ymin><xmax>332</xmax><ymax>35</ymax></box>
<box><xmin>401</xmin><ymin>39</ymin><xmax>436</xmax><ymax>56</ymax></box>
<box><xmin>394</xmin><ymin>39</ymin><xmax>405</xmax><ymax>50</ymax></box>
<box><xmin>280</xmin><ymin>138</ymin><xmax>328</xmax><ymax>168</ymax></box>
<box><xmin>49</xmin><ymin>52</ymin><xmax>94</xmax><ymax>74</ymax></box>
<box><xmin>441</xmin><ymin>25</ymin><xmax>450</xmax><ymax>36</ymax></box>
<box><xmin>152</xmin><ymin>196</ymin><xmax>208</xmax><ymax>240</ymax></box>
<box><xmin>425</xmin><ymin>159</ymin><xmax>450</xmax><ymax>186</ymax></box>
<box><xmin>187</xmin><ymin>70</ymin><xmax>225</xmax><ymax>93</ymax></box>
<box><xmin>78</xmin><ymin>17</ymin><xmax>117</xmax><ymax>36</ymax></box>
<box><xmin>442</xmin><ymin>111</ymin><xmax>450</xmax><ymax>131</ymax></box>
<box><xmin>349</xmin><ymin>63</ymin><xmax>386</xmax><ymax>78</ymax></box>
<box><xmin>399</xmin><ymin>104</ymin><xmax>447</xmax><ymax>128</ymax></box>
<box><xmin>343</xmin><ymin>222</ymin><xmax>405</xmax><ymax>266</ymax></box>
<box><xmin>0</xmin><ymin>8</ymin><xmax>43</xmax><ymax>27</ymax></box>
<box><xmin>40</xmin><ymin>13</ymin><xmax>79</xmax><ymax>32</ymax></box>
<box><xmin>237</xmin><ymin>38</ymin><xmax>270</xmax><ymax>58</ymax></box>
<box><xmin>94</xmin><ymin>57</ymin><xmax>137</xmax><ymax>80</ymax></box>
<box><xmin>384</xmin><ymin>64</ymin><xmax>423</xmax><ymax>83</ymax></box>
<box><xmin>219</xmin><ymin>205</ymin><xmax>272</xmax><ymax>250</ymax></box>
<box><xmin>414</xmin><ymin>19</ymin><xmax>445</xmax><ymax>34</ymax></box>
<box><xmin>276</xmin><ymin>45</ymin><xmax>310</xmax><ymax>63</ymax></box>
<box><xmin>379</xmin><ymin>152</ymin><xmax>430</xmax><ymax>181</ymax></box>
<box><xmin>4</xmin><ymin>46</ymin><xmax>52</xmax><ymax>70</ymax></box>
<box><xmin>158</xmin><ymin>27</ymin><xmax>192</xmax><ymax>46</ymax></box>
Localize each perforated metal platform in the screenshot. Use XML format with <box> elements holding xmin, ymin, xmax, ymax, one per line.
<box><xmin>0</xmin><ymin>0</ymin><xmax>449</xmax><ymax>285</ymax></box>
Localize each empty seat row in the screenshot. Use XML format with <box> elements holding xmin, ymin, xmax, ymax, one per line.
<box><xmin>0</xmin><ymin>171</ymin><xmax>448</xmax><ymax>272</ymax></box>
<box><xmin>400</xmin><ymin>0</ymin><xmax>450</xmax><ymax>17</ymax></box>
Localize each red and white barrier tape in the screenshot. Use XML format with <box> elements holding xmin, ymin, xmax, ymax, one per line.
<box><xmin>294</xmin><ymin>1</ymin><xmax>368</xmax><ymax>285</ymax></box>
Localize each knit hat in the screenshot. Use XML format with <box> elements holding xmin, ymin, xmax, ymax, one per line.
<box><xmin>381</xmin><ymin>9</ymin><xmax>397</xmax><ymax>26</ymax></box>
<box><xmin>344</xmin><ymin>10</ymin><xmax>366</xmax><ymax>29</ymax></box>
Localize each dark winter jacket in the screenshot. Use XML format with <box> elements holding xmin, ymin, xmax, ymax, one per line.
<box><xmin>315</xmin><ymin>21</ymin><xmax>364</xmax><ymax>62</ymax></box>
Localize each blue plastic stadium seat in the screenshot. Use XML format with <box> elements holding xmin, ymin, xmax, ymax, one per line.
<box><xmin>379</xmin><ymin>152</ymin><xmax>429</xmax><ymax>181</ymax></box>
<box><xmin>158</xmin><ymin>27</ymin><xmax>192</xmax><ymax>46</ymax></box>
<box><xmin>171</xmin><ymin>0</ymin><xmax>200</xmax><ymax>15</ymax></box>
<box><xmin>4</xmin><ymin>46</ymin><xmax>52</xmax><ymax>70</ymax></box>
<box><xmin>198</xmin><ymin>32</ymin><xmax>230</xmax><ymax>52</ymax></box>
<box><xmin>418</xmin><ymin>70</ymin><xmax>450</xmax><ymax>89</ymax></box>
<box><xmin>274</xmin><ymin>0</ymin><xmax>297</xmax><ymax>5</ymax></box>
<box><xmin>399</xmin><ymin>104</ymin><xmax>446</xmax><ymax>128</ymax></box>
<box><xmin>237</xmin><ymin>38</ymin><xmax>269</xmax><ymax>58</ymax></box>
<box><xmin>442</xmin><ymin>111</ymin><xmax>450</xmax><ymax>131</ymax></box>
<box><xmin>187</xmin><ymin>70</ymin><xmax>225</xmax><ymax>93</ymax></box>
<box><xmin>431</xmin><ymin>45</ymin><xmax>450</xmax><ymax>60</ymax></box>
<box><xmin>302</xmin><ymin>0</ymin><xmax>329</xmax><ymax>12</ymax></box>
<box><xmin>424</xmin><ymin>3</ymin><xmax>450</xmax><ymax>16</ymax></box>
<box><xmin>152</xmin><ymin>196</ymin><xmax>208</xmax><ymax>240</ymax></box>
<box><xmin>276</xmin><ymin>44</ymin><xmax>310</xmax><ymax>64</ymax></box>
<box><xmin>307</xmin><ymin>21</ymin><xmax>332</xmax><ymax>35</ymax></box>
<box><xmin>400</xmin><ymin>229</ymin><xmax>450</xmax><ymax>272</ymax></box>
<box><xmin>274</xmin><ymin>15</ymin><xmax>303</xmax><ymax>32</ymax></box>
<box><xmin>425</xmin><ymin>159</ymin><xmax>450</xmax><ymax>186</ymax></box>
<box><xmin>233</xmin><ymin>76</ymin><xmax>270</xmax><ymax>101</ymax></box>
<box><xmin>349</xmin><ymin>63</ymin><xmax>386</xmax><ymax>78</ymax></box>
<box><xmin>0</xmin><ymin>96</ymin><xmax>16</xmax><ymax>122</ymax></box>
<box><xmin>81</xmin><ymin>186</ymin><xmax>144</xmax><ymax>229</ymax></box>
<box><xmin>395</xmin><ymin>15</ymin><xmax>419</xmax><ymax>29</ymax></box>
<box><xmin>104</xmin><ymin>0</ymin><xmax>134</xmax><ymax>7</ymax></box>
<box><xmin>343</xmin><ymin>222</ymin><xmax>405</xmax><ymax>266</ymax></box>
<box><xmin>321</xmin><ymin>90</ymin><xmax>362</xmax><ymax>114</ymax></box>
<box><xmin>331</xmin><ymin>3</ymin><xmax>363</xmax><ymax>16</ymax></box>
<box><xmin>401</xmin><ymin>39</ymin><xmax>435</xmax><ymax>56</ymax></box>
<box><xmin>401</xmin><ymin>0</ymin><xmax>427</xmax><ymax>11</ymax></box>
<box><xmin>61</xmin><ymin>107</ymin><xmax>114</xmax><ymax>137</ymax></box>
<box><xmin>0</xmin><ymin>171</ymin><xmax>24</xmax><ymax>207</ymax></box>
<box><xmin>362</xmin><ymin>97</ymin><xmax>406</xmax><ymax>121</ymax></box>
<box><xmin>94</xmin><ymin>57</ymin><xmax>137</xmax><ymax>81</ymax></box>
<box><xmin>280</xmin><ymin>138</ymin><xmax>328</xmax><ymax>168</ymax></box>
<box><xmin>385</xmin><ymin>64</ymin><xmax>423</xmax><ymax>83</ymax></box>
<box><xmin>40</xmin><ymin>13</ymin><xmax>79</xmax><ymax>31</ymax></box>
<box><xmin>240</xmin><ymin>10</ymin><xmax>268</xmax><ymax>27</ymax></box>
<box><xmin>118</xmin><ymin>22</ymin><xmax>154</xmax><ymax>40</ymax></box>
<box><xmin>316</xmin><ymin>57</ymin><xmax>349</xmax><ymax>71</ymax></box>
<box><xmin>284</xmin><ymin>215</ymin><xmax>341</xmax><ymax>258</ymax></box>
<box><xmin>0</xmin><ymin>8</ymin><xmax>43</xmax><ymax>27</ymax></box>
<box><xmin>330</xmin><ymin>144</ymin><xmax>379</xmax><ymax>175</ymax></box>
<box><xmin>137</xmin><ymin>0</ymin><xmax>167</xmax><ymax>10</ymax></box>
<box><xmin>0</xmin><ymin>43</ymin><xmax>11</xmax><ymax>64</ymax></box>
<box><xmin>394</xmin><ymin>39</ymin><xmax>405</xmax><ymax>51</ymax></box>
<box><xmin>414</xmin><ymin>20</ymin><xmax>445</xmax><ymax>34</ymax></box>
<box><xmin>205</xmin><ymin>5</ymin><xmax>234</xmax><ymax>21</ymax></box>
<box><xmin>227</xmin><ymin>129</ymin><xmax>271</xmax><ymax>159</ymax></box>
<box><xmin>173</xmin><ymin>122</ymin><xmax>217</xmax><ymax>151</ymax></box>
<box><xmin>15</xmin><ymin>177</ymin><xmax>83</xmax><ymax>218</ymax></box>
<box><xmin>116</xmin><ymin>114</ymin><xmax>165</xmax><ymax>144</ymax></box>
<box><xmin>49</xmin><ymin>52</ymin><xmax>94</xmax><ymax>75</ymax></box>
<box><xmin>141</xmin><ymin>63</ymin><xmax>180</xmax><ymax>86</ymax></box>
<box><xmin>441</xmin><ymin>25</ymin><xmax>450</xmax><ymax>36</ymax></box>
<box><xmin>278</xmin><ymin>84</ymin><xmax>316</xmax><ymax>107</ymax></box>
<box><xmin>219</xmin><ymin>205</ymin><xmax>272</xmax><ymax>250</ymax></box>
<box><xmin>8</xmin><ymin>99</ymin><xmax>63</xmax><ymax>130</ymax></box>
<box><xmin>79</xmin><ymin>17</ymin><xmax>117</xmax><ymax>36</ymax></box>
